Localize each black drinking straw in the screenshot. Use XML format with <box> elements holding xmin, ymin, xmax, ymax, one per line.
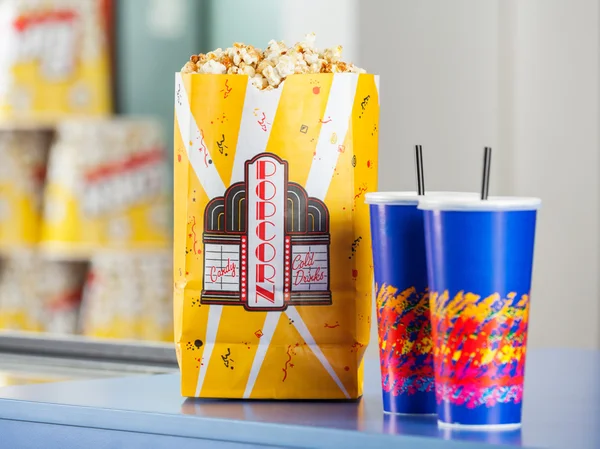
<box><xmin>481</xmin><ymin>146</ymin><xmax>492</xmax><ymax>200</ymax></box>
<box><xmin>415</xmin><ymin>145</ymin><xmax>425</xmax><ymax>195</ymax></box>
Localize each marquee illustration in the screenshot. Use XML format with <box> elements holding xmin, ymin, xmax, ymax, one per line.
<box><xmin>201</xmin><ymin>153</ymin><xmax>332</xmax><ymax>311</ymax></box>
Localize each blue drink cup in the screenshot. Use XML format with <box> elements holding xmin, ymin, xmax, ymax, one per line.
<box><xmin>419</xmin><ymin>196</ymin><xmax>541</xmax><ymax>429</ymax></box>
<box><xmin>366</xmin><ymin>192</ymin><xmax>475</xmax><ymax>415</ymax></box>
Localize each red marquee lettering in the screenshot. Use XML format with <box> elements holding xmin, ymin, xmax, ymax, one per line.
<box><xmin>257</xmin><ymin>264</ymin><xmax>276</xmax><ymax>283</ymax></box>
<box><xmin>292</xmin><ymin>252</ymin><xmax>315</xmax><ymax>270</ymax></box>
<box><xmin>209</xmin><ymin>259</ymin><xmax>237</xmax><ymax>283</ymax></box>
<box><xmin>257</xmin><ymin>220</ymin><xmax>275</xmax><ymax>242</ymax></box>
<box><xmin>247</xmin><ymin>155</ymin><xmax>285</xmax><ymax>309</ymax></box>
<box><xmin>256</xmin><ymin>284</ymin><xmax>276</xmax><ymax>304</ymax></box>
<box><xmin>256</xmin><ymin>159</ymin><xmax>277</xmax><ymax>179</ymax></box>
<box><xmin>255</xmin><ymin>242</ymin><xmax>276</xmax><ymax>263</ymax></box>
<box><xmin>256</xmin><ymin>201</ymin><xmax>276</xmax><ymax>220</ymax></box>
<box><xmin>293</xmin><ymin>267</ymin><xmax>325</xmax><ymax>286</ymax></box>
<box><xmin>256</xmin><ymin>180</ymin><xmax>276</xmax><ymax>201</ymax></box>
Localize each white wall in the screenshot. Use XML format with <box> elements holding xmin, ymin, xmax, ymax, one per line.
<box><xmin>360</xmin><ymin>0</ymin><xmax>600</xmax><ymax>348</ymax></box>
<box><xmin>359</xmin><ymin>1</ymin><xmax>502</xmax><ymax>194</ymax></box>
<box><xmin>208</xmin><ymin>0</ymin><xmax>280</xmax><ymax>49</ymax></box>
<box><xmin>279</xmin><ymin>0</ymin><xmax>359</xmax><ymax>65</ymax></box>
<box><xmin>512</xmin><ymin>0</ymin><xmax>600</xmax><ymax>348</ymax></box>
<box><xmin>209</xmin><ymin>0</ymin><xmax>359</xmax><ymax>63</ymax></box>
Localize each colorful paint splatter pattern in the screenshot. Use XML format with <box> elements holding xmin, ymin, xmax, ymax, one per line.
<box><xmin>430</xmin><ymin>291</ymin><xmax>529</xmax><ymax>409</ymax></box>
<box><xmin>376</xmin><ymin>284</ymin><xmax>434</xmax><ymax>396</ymax></box>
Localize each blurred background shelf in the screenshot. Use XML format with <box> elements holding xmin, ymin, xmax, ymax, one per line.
<box><xmin>0</xmin><ymin>0</ymin><xmax>178</xmax><ymax>344</ymax></box>
<box><xmin>0</xmin><ymin>331</ymin><xmax>177</xmax><ymax>387</ymax></box>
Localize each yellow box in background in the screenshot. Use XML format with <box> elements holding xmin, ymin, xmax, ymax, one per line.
<box><xmin>0</xmin><ymin>250</ymin><xmax>87</xmax><ymax>333</ymax></box>
<box><xmin>0</xmin><ymin>130</ymin><xmax>51</xmax><ymax>251</ymax></box>
<box><xmin>0</xmin><ymin>252</ymin><xmax>43</xmax><ymax>331</ymax></box>
<box><xmin>0</xmin><ymin>0</ymin><xmax>111</xmax><ymax>120</ymax></box>
<box><xmin>40</xmin><ymin>118</ymin><xmax>171</xmax><ymax>258</ymax></box>
<box><xmin>79</xmin><ymin>251</ymin><xmax>172</xmax><ymax>341</ymax></box>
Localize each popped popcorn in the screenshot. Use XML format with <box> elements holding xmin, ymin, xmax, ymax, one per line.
<box><xmin>262</xmin><ymin>65</ymin><xmax>282</xmax><ymax>88</ymax></box>
<box><xmin>324</xmin><ymin>45</ymin><xmax>343</xmax><ymax>63</ymax></box>
<box><xmin>181</xmin><ymin>34</ymin><xmax>366</xmax><ymax>90</ymax></box>
<box><xmin>275</xmin><ymin>55</ymin><xmax>296</xmax><ymax>78</ymax></box>
<box><xmin>251</xmin><ymin>74</ymin><xmax>268</xmax><ymax>90</ymax></box>
<box><xmin>199</xmin><ymin>59</ymin><xmax>226</xmax><ymax>74</ymax></box>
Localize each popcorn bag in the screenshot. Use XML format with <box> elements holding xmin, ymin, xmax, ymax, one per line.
<box><xmin>0</xmin><ymin>0</ymin><xmax>111</xmax><ymax>120</ymax></box>
<box><xmin>0</xmin><ymin>251</ymin><xmax>44</xmax><ymax>331</ymax></box>
<box><xmin>0</xmin><ymin>130</ymin><xmax>51</xmax><ymax>250</ymax></box>
<box><xmin>0</xmin><ymin>251</ymin><xmax>85</xmax><ymax>333</ymax></box>
<box><xmin>40</xmin><ymin>118</ymin><xmax>171</xmax><ymax>257</ymax></box>
<box><xmin>39</xmin><ymin>260</ymin><xmax>87</xmax><ymax>335</ymax></box>
<box><xmin>80</xmin><ymin>251</ymin><xmax>172</xmax><ymax>341</ymax></box>
<box><xmin>174</xmin><ymin>38</ymin><xmax>379</xmax><ymax>399</ymax></box>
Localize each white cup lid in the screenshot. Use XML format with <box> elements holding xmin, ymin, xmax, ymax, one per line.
<box><xmin>418</xmin><ymin>195</ymin><xmax>541</xmax><ymax>211</ymax></box>
<box><xmin>365</xmin><ymin>191</ymin><xmax>478</xmax><ymax>206</ymax></box>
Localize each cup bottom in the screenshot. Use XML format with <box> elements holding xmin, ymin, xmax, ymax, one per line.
<box><xmin>437</xmin><ymin>420</ymin><xmax>522</xmax><ymax>431</ymax></box>
<box><xmin>382</xmin><ymin>389</ymin><xmax>436</xmax><ymax>415</ymax></box>
<box><xmin>383</xmin><ymin>410</ymin><xmax>438</xmax><ymax>417</ymax></box>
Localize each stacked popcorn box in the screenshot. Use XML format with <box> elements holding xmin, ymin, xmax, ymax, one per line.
<box><xmin>40</xmin><ymin>119</ymin><xmax>171</xmax><ymax>256</ymax></box>
<box><xmin>0</xmin><ymin>252</ymin><xmax>45</xmax><ymax>331</ymax></box>
<box><xmin>39</xmin><ymin>259</ymin><xmax>88</xmax><ymax>334</ymax></box>
<box><xmin>0</xmin><ymin>251</ymin><xmax>86</xmax><ymax>334</ymax></box>
<box><xmin>0</xmin><ymin>0</ymin><xmax>112</xmax><ymax>120</ymax></box>
<box><xmin>0</xmin><ymin>0</ymin><xmax>173</xmax><ymax>341</ymax></box>
<box><xmin>38</xmin><ymin>117</ymin><xmax>171</xmax><ymax>341</ymax></box>
<box><xmin>0</xmin><ymin>129</ymin><xmax>55</xmax><ymax>333</ymax></box>
<box><xmin>41</xmin><ymin>118</ymin><xmax>172</xmax><ymax>341</ymax></box>
<box><xmin>79</xmin><ymin>251</ymin><xmax>172</xmax><ymax>341</ymax></box>
<box><xmin>0</xmin><ymin>118</ymin><xmax>173</xmax><ymax>340</ymax></box>
<box><xmin>0</xmin><ymin>129</ymin><xmax>51</xmax><ymax>251</ymax></box>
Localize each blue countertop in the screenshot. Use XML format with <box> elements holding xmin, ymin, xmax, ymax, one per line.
<box><xmin>0</xmin><ymin>349</ymin><xmax>598</xmax><ymax>449</ymax></box>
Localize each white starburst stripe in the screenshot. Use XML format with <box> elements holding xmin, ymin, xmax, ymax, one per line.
<box><xmin>375</xmin><ymin>75</ymin><xmax>380</xmax><ymax>105</ymax></box>
<box><xmin>286</xmin><ymin>307</ymin><xmax>350</xmax><ymax>398</ymax></box>
<box><xmin>194</xmin><ymin>304</ymin><xmax>223</xmax><ymax>397</ymax></box>
<box><xmin>175</xmin><ymin>73</ymin><xmax>225</xmax><ymax>198</ymax></box>
<box><xmin>175</xmin><ymin>73</ymin><xmax>228</xmax><ymax>397</ymax></box>
<box><xmin>230</xmin><ymin>79</ymin><xmax>284</xmax><ymax>183</ymax></box>
<box><xmin>304</xmin><ymin>74</ymin><xmax>359</xmax><ymax>200</ymax></box>
<box><xmin>297</xmin><ymin>74</ymin><xmax>358</xmax><ymax>398</ymax></box>
<box><xmin>243</xmin><ymin>312</ymin><xmax>282</xmax><ymax>398</ymax></box>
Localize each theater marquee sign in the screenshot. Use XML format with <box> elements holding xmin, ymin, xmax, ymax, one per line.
<box><xmin>202</xmin><ymin>153</ymin><xmax>332</xmax><ymax>311</ymax></box>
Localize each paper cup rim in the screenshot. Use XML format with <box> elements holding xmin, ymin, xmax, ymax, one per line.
<box><xmin>418</xmin><ymin>196</ymin><xmax>541</xmax><ymax>211</ymax></box>
<box><xmin>365</xmin><ymin>191</ymin><xmax>478</xmax><ymax>206</ymax></box>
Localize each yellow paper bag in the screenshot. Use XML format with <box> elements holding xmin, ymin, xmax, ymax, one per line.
<box><xmin>0</xmin><ymin>130</ymin><xmax>50</xmax><ymax>251</ymax></box>
<box><xmin>0</xmin><ymin>0</ymin><xmax>111</xmax><ymax>120</ymax></box>
<box><xmin>0</xmin><ymin>251</ymin><xmax>44</xmax><ymax>331</ymax></box>
<box><xmin>40</xmin><ymin>118</ymin><xmax>171</xmax><ymax>257</ymax></box>
<box><xmin>174</xmin><ymin>73</ymin><xmax>379</xmax><ymax>399</ymax></box>
<box><xmin>80</xmin><ymin>251</ymin><xmax>172</xmax><ymax>341</ymax></box>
